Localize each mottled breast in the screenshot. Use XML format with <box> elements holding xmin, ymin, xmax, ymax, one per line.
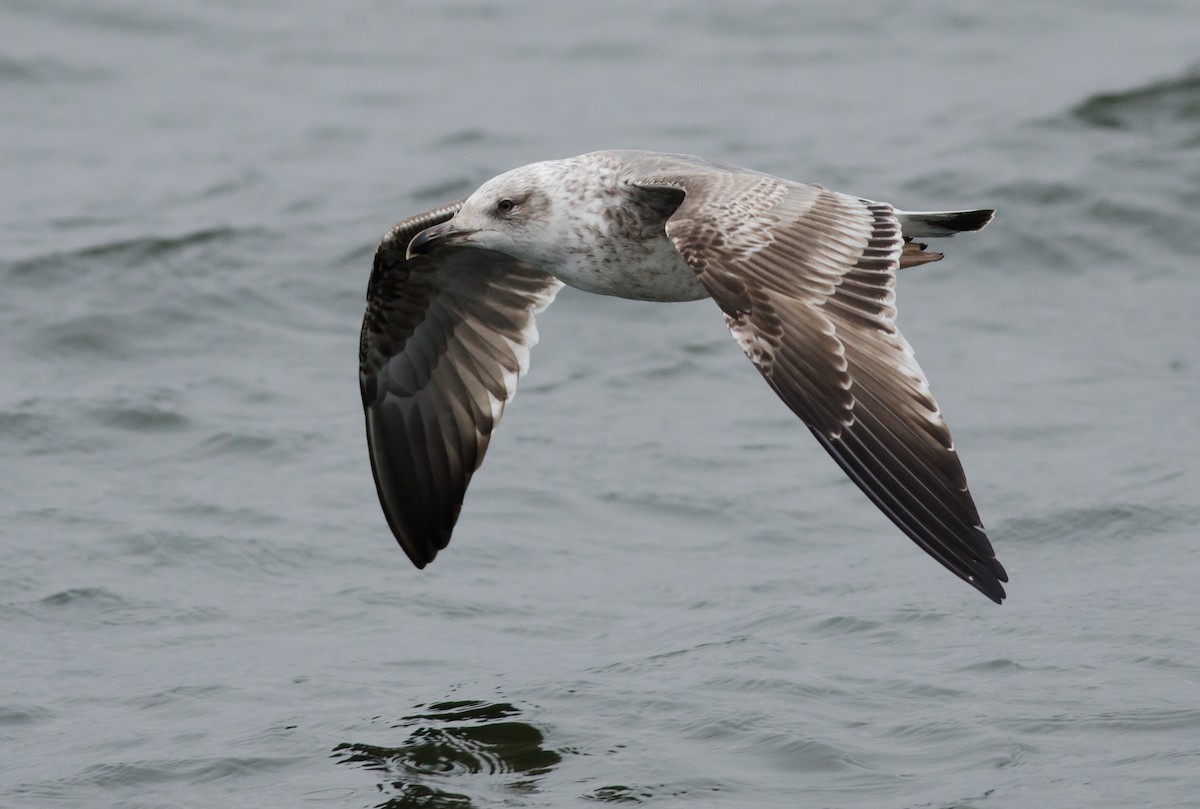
<box><xmin>549</xmin><ymin>179</ymin><xmax>710</xmax><ymax>303</ymax></box>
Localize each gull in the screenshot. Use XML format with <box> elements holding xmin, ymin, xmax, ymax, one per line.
<box><xmin>359</xmin><ymin>150</ymin><xmax>1008</xmax><ymax>602</ymax></box>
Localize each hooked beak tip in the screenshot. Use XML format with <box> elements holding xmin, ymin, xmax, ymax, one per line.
<box><xmin>406</xmin><ymin>222</ymin><xmax>474</xmax><ymax>260</ymax></box>
<box><xmin>405</xmin><ymin>226</ymin><xmax>439</xmax><ymax>259</ymax></box>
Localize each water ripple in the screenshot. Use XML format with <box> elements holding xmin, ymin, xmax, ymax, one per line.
<box><xmin>42</xmin><ymin>755</ymin><xmax>293</xmax><ymax>791</ymax></box>
<box><xmin>0</xmin><ymin>703</ymin><xmax>56</xmax><ymax>727</ymax></box>
<box><xmin>584</xmin><ymin>778</ymin><xmax>727</xmax><ymax>804</ymax></box>
<box><xmin>1002</xmin><ymin>502</ymin><xmax>1200</xmax><ymax>545</ymax></box>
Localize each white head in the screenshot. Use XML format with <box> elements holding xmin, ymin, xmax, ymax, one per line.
<box><xmin>406</xmin><ymin>159</ymin><xmax>602</xmax><ymax>270</ymax></box>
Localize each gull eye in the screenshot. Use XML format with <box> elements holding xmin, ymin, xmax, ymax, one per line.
<box><xmin>497</xmin><ymin>198</ymin><xmax>515</xmax><ymax>213</ymax></box>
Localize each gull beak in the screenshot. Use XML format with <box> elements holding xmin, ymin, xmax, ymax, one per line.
<box><xmin>406</xmin><ymin>221</ymin><xmax>475</xmax><ymax>259</ymax></box>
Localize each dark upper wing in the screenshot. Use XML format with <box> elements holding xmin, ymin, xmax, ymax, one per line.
<box><xmin>360</xmin><ymin>202</ymin><xmax>562</xmax><ymax>567</ymax></box>
<box><xmin>630</xmin><ymin>170</ymin><xmax>1007</xmax><ymax>602</ymax></box>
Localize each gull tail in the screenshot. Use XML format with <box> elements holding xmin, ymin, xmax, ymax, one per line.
<box><xmin>896</xmin><ymin>208</ymin><xmax>995</xmax><ymax>238</ymax></box>
<box><xmin>894</xmin><ymin>208</ymin><xmax>994</xmax><ymax>269</ymax></box>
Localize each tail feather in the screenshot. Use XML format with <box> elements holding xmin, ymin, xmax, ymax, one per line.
<box><xmin>897</xmin><ymin>208</ymin><xmax>995</xmax><ymax>238</ymax></box>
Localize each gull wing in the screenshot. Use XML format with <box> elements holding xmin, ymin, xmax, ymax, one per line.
<box><xmin>631</xmin><ymin>170</ymin><xmax>1007</xmax><ymax>602</ymax></box>
<box><xmin>360</xmin><ymin>202</ymin><xmax>562</xmax><ymax>567</ymax></box>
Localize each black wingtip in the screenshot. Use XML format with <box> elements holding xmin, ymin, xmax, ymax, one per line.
<box><xmin>903</xmin><ymin>208</ymin><xmax>996</xmax><ymax>237</ymax></box>
<box><xmin>392</xmin><ymin>525</ymin><xmax>446</xmax><ymax>570</ymax></box>
<box><xmin>945</xmin><ymin>208</ymin><xmax>996</xmax><ymax>233</ymax></box>
<box><xmin>979</xmin><ymin>579</ymin><xmax>1006</xmax><ymax>605</ymax></box>
<box><xmin>976</xmin><ymin>543</ymin><xmax>1009</xmax><ymax>604</ymax></box>
<box><xmin>971</xmin><ymin>562</ymin><xmax>1008</xmax><ymax>604</ymax></box>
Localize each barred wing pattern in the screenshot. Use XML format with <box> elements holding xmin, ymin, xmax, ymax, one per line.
<box><xmin>632</xmin><ymin>171</ymin><xmax>1008</xmax><ymax>602</ymax></box>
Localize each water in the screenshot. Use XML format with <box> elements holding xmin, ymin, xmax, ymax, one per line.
<box><xmin>3</xmin><ymin>2</ymin><xmax>1200</xmax><ymax>807</ymax></box>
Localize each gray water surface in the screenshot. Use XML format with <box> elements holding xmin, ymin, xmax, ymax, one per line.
<box><xmin>3</xmin><ymin>2</ymin><xmax>1200</xmax><ymax>807</ymax></box>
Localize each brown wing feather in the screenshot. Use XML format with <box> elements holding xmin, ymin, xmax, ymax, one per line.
<box><xmin>360</xmin><ymin>204</ymin><xmax>561</xmax><ymax>567</ymax></box>
<box><xmin>632</xmin><ymin>173</ymin><xmax>1007</xmax><ymax>602</ymax></box>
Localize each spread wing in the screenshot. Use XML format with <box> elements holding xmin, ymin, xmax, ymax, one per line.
<box><xmin>360</xmin><ymin>202</ymin><xmax>562</xmax><ymax>567</ymax></box>
<box><xmin>631</xmin><ymin>170</ymin><xmax>1007</xmax><ymax>602</ymax></box>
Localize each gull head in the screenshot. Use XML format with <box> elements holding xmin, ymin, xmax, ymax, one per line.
<box><xmin>406</xmin><ymin>159</ymin><xmax>591</xmax><ymax>269</ymax></box>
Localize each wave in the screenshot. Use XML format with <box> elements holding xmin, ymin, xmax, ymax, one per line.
<box><xmin>1071</xmin><ymin>71</ymin><xmax>1200</xmax><ymax>137</ymax></box>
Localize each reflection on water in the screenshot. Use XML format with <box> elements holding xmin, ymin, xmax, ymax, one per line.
<box><xmin>333</xmin><ymin>700</ymin><xmax>562</xmax><ymax>808</ymax></box>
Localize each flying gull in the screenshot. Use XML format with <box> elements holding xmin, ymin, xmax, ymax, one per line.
<box><xmin>359</xmin><ymin>150</ymin><xmax>1008</xmax><ymax>603</ymax></box>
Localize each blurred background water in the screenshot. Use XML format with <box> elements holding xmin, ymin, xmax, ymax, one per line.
<box><xmin>3</xmin><ymin>2</ymin><xmax>1200</xmax><ymax>807</ymax></box>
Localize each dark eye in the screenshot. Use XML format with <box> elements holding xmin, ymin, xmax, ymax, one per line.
<box><xmin>497</xmin><ymin>198</ymin><xmax>515</xmax><ymax>213</ymax></box>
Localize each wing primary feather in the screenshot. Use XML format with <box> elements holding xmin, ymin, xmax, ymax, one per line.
<box><xmin>813</xmin><ymin>427</ymin><xmax>1005</xmax><ymax>602</ymax></box>
<box><xmin>361</xmin><ymin>204</ymin><xmax>562</xmax><ymax>567</ymax></box>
